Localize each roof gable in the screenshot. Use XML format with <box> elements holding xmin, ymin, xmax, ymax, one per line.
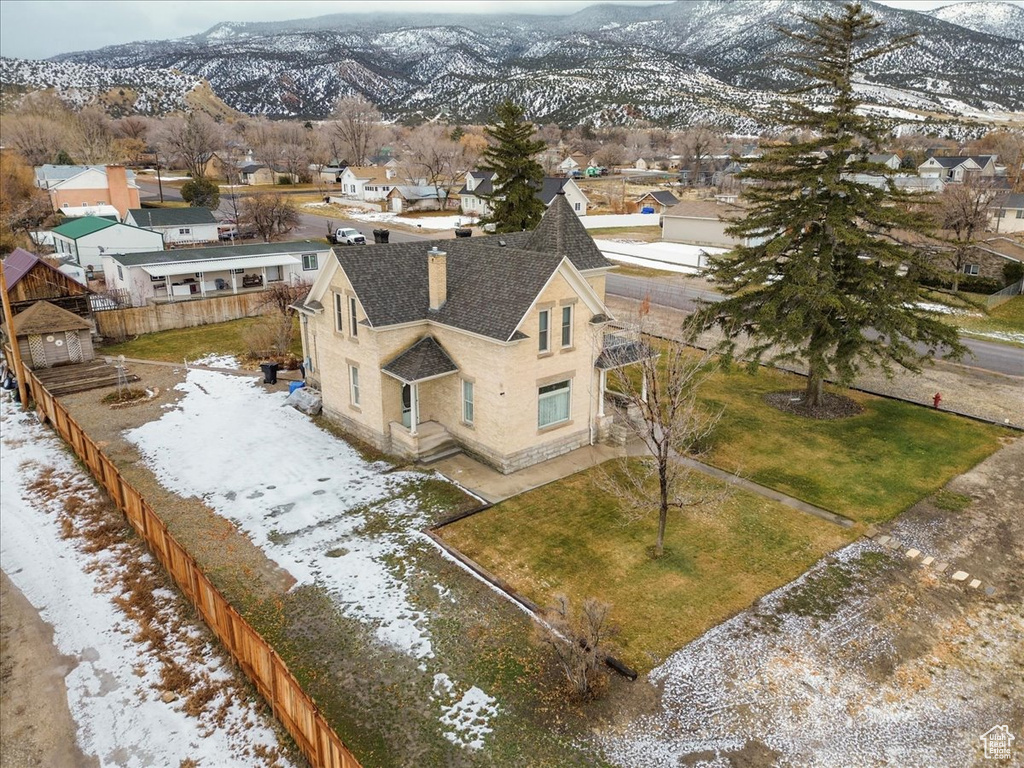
<box><xmin>4</xmin><ymin>300</ymin><xmax>91</xmax><ymax>335</ymax></box>
<box><xmin>2</xmin><ymin>248</ymin><xmax>92</xmax><ymax>294</ymax></box>
<box><xmin>51</xmin><ymin>216</ymin><xmax>118</xmax><ymax>239</ymax></box>
<box><xmin>381</xmin><ymin>336</ymin><xmax>459</xmax><ymax>383</ymax></box>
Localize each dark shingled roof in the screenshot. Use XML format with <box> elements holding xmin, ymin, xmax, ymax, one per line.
<box><xmin>638</xmin><ymin>190</ymin><xmax>680</xmax><ymax>207</ymax></box>
<box><xmin>3</xmin><ymin>300</ymin><xmax>91</xmax><ymax>336</ymax></box>
<box><xmin>527</xmin><ymin>193</ymin><xmax>610</xmax><ymax>271</ymax></box>
<box><xmin>381</xmin><ymin>336</ymin><xmax>459</xmax><ymax>383</ymax></box>
<box><xmin>127</xmin><ymin>208</ymin><xmax>218</xmax><ymax>228</ymax></box>
<box><xmin>458</xmin><ymin>175</ymin><xmax>494</xmax><ymax>196</ymax></box>
<box><xmin>330</xmin><ymin>196</ymin><xmax>609</xmax><ymax>342</ymax></box>
<box><xmin>595</xmin><ymin>339</ymin><xmax>655</xmax><ymax>370</ymax></box>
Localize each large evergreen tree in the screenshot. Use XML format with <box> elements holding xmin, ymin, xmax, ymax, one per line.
<box><xmin>480</xmin><ymin>100</ymin><xmax>546</xmax><ymax>233</ymax></box>
<box><xmin>689</xmin><ymin>3</ymin><xmax>964</xmax><ymax>408</ymax></box>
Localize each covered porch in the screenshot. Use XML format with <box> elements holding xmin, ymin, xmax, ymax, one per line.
<box><xmin>595</xmin><ymin>330</ymin><xmax>654</xmax><ymax>422</ymax></box>
<box><xmin>382</xmin><ymin>336</ymin><xmax>461</xmax><ymax>463</ymax></box>
<box><xmin>142</xmin><ymin>254</ymin><xmax>297</xmax><ymax>301</ymax></box>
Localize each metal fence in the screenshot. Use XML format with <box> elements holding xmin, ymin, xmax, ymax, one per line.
<box><xmin>987</xmin><ymin>278</ymin><xmax>1024</xmax><ymax>309</ymax></box>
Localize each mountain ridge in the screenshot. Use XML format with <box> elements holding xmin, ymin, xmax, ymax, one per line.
<box><xmin>2</xmin><ymin>0</ymin><xmax>1021</xmax><ymax>132</ymax></box>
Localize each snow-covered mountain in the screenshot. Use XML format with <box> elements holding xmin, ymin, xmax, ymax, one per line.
<box><xmin>4</xmin><ymin>0</ymin><xmax>1022</xmax><ymax>131</ymax></box>
<box><xmin>927</xmin><ymin>1</ymin><xmax>1024</xmax><ymax>42</ymax></box>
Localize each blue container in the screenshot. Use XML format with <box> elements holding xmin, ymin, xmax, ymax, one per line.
<box><xmin>288</xmin><ymin>381</ymin><xmax>306</xmax><ymax>394</ymax></box>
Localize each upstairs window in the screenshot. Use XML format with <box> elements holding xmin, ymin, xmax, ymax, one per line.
<box><xmin>334</xmin><ymin>293</ymin><xmax>344</xmax><ymax>333</ymax></box>
<box><xmin>538</xmin><ymin>309</ymin><xmax>550</xmax><ymax>353</ymax></box>
<box><xmin>561</xmin><ymin>305</ymin><xmax>573</xmax><ymax>348</ymax></box>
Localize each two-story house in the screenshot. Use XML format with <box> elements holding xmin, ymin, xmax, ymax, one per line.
<box><xmin>294</xmin><ymin>194</ymin><xmax>641</xmax><ymax>473</ymax></box>
<box><xmin>458</xmin><ymin>173</ymin><xmax>590</xmax><ymax>218</ymax></box>
<box><xmin>917</xmin><ymin>155</ymin><xmax>999</xmax><ymax>183</ymax></box>
<box><xmin>34</xmin><ymin>164</ymin><xmax>141</xmax><ymax>220</ymax></box>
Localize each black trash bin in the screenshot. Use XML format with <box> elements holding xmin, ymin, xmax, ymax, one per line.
<box><xmin>373</xmin><ymin>228</ymin><xmax>390</xmax><ymax>244</ymax></box>
<box><xmin>260</xmin><ymin>362</ymin><xmax>280</xmax><ymax>384</ymax></box>
<box><xmin>454</xmin><ymin>228</ymin><xmax>472</xmax><ymax>238</ymax></box>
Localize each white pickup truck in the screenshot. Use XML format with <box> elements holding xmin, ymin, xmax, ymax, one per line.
<box><xmin>329</xmin><ymin>228</ymin><xmax>366</xmax><ymax>245</ymax></box>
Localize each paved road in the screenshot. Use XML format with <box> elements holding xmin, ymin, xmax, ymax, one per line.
<box><xmin>136</xmin><ymin>180</ymin><xmax>432</xmax><ymax>244</ymax></box>
<box><xmin>608</xmin><ymin>274</ymin><xmax>1024</xmax><ymax>377</ymax></box>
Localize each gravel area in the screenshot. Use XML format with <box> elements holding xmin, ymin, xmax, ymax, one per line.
<box><xmin>608</xmin><ymin>296</ymin><xmax>1023</xmax><ymax>429</ymax></box>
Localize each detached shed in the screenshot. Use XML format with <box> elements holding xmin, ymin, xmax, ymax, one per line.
<box><xmin>2</xmin><ymin>301</ymin><xmax>95</xmax><ymax>369</ymax></box>
<box><xmin>3</xmin><ymin>247</ymin><xmax>93</xmax><ymax>321</ymax></box>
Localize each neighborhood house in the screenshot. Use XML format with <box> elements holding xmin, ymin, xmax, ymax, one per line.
<box><xmin>34</xmin><ymin>164</ymin><xmax>141</xmax><ymax>220</ymax></box>
<box><xmin>458</xmin><ymin>173</ymin><xmax>590</xmax><ymax>218</ymax></box>
<box><xmin>102</xmin><ymin>241</ymin><xmax>331</xmax><ymax>306</ymax></box>
<box><xmin>295</xmin><ymin>194</ymin><xmax>643</xmax><ymax>473</ymax></box>
<box><xmin>50</xmin><ymin>216</ymin><xmax>164</xmax><ymax>267</ymax></box>
<box><xmin>125</xmin><ymin>208</ymin><xmax>221</xmax><ymax>245</ymax></box>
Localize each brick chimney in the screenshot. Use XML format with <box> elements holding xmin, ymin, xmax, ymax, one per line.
<box><xmin>427</xmin><ymin>247</ymin><xmax>447</xmax><ymax>310</ymax></box>
<box><xmin>106</xmin><ymin>165</ymin><xmax>131</xmax><ymax>220</ymax></box>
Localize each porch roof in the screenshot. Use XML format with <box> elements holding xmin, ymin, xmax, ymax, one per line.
<box><xmin>381</xmin><ymin>336</ymin><xmax>459</xmax><ymax>384</ymax></box>
<box><xmin>595</xmin><ymin>339</ymin><xmax>654</xmax><ymax>370</ymax></box>
<box><xmin>140</xmin><ymin>253</ymin><xmax>299</xmax><ymax>277</ymax></box>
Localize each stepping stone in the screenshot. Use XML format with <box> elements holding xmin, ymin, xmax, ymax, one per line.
<box><xmin>935</xmin><ymin>562</ymin><xmax>949</xmax><ymax>573</ymax></box>
<box><xmin>921</xmin><ymin>556</ymin><xmax>934</xmax><ymax>566</ymax></box>
<box><xmin>906</xmin><ymin>549</ymin><xmax>920</xmax><ymax>559</ymax></box>
<box><xmin>969</xmin><ymin>579</ymin><xmax>981</xmax><ymax>589</ymax></box>
<box><xmin>865</xmin><ymin>526</ymin><xmax>880</xmax><ymax>539</ymax></box>
<box><xmin>985</xmin><ymin>586</ymin><xmax>996</xmax><ymax>596</ymax></box>
<box><xmin>885</xmin><ymin>539</ymin><xmax>901</xmax><ymax>550</ymax></box>
<box><xmin>876</xmin><ymin>535</ymin><xmax>892</xmax><ymax>546</ymax></box>
<box><xmin>951</xmin><ymin>571</ymin><xmax>969</xmax><ymax>581</ymax></box>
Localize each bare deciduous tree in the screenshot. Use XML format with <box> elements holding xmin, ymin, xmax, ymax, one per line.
<box><xmin>675</xmin><ymin>125</ymin><xmax>722</xmax><ymax>186</ymax></box>
<box><xmin>1</xmin><ymin>151</ymin><xmax>54</xmax><ymax>253</ymax></box>
<box><xmin>536</xmin><ymin>595</ymin><xmax>614</xmax><ymax>701</ymax></box>
<box><xmin>1</xmin><ymin>114</ymin><xmax>69</xmax><ymax>166</ymax></box>
<box><xmin>157</xmin><ymin>112</ymin><xmax>223</xmax><ymax>179</ymax></box>
<box><xmin>403</xmin><ymin>124</ymin><xmax>476</xmax><ymax>209</ymax></box>
<box><xmin>939</xmin><ymin>181</ymin><xmax>996</xmax><ymax>291</ymax></box>
<box><xmin>331</xmin><ymin>95</ymin><xmax>383</xmax><ymax>166</ymax></box>
<box><xmin>68</xmin><ymin>106</ymin><xmax>116</xmax><ymax>164</ymax></box>
<box><xmin>239</xmin><ymin>193</ymin><xmax>299</xmax><ymax>242</ymax></box>
<box><xmin>599</xmin><ymin>304</ymin><xmax>726</xmax><ymax>558</ymax></box>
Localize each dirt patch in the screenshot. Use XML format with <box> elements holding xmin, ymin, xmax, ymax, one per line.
<box><xmin>763</xmin><ymin>389</ymin><xmax>864</xmax><ymax>420</ymax></box>
<box><xmin>0</xmin><ymin>570</ymin><xmax>97</xmax><ymax>768</ymax></box>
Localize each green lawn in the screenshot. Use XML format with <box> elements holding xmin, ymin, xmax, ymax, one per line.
<box><xmin>695</xmin><ymin>363</ymin><xmax>1009</xmax><ymax>524</ymax></box>
<box><xmin>587</xmin><ymin>226</ymin><xmax>662</xmax><ymax>241</ymax></box>
<box><xmin>438</xmin><ymin>464</ymin><xmax>855</xmax><ymax>671</ymax></box>
<box><xmin>954</xmin><ymin>295</ymin><xmax>1024</xmax><ymax>344</ymax></box>
<box><xmin>100</xmin><ymin>316</ymin><xmax>302</xmax><ymax>364</ymax></box>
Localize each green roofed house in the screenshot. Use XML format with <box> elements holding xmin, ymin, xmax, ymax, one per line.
<box><xmin>125</xmin><ymin>208</ymin><xmax>221</xmax><ymax>246</ymax></box>
<box><xmin>50</xmin><ymin>215</ymin><xmax>164</xmax><ymax>268</ymax></box>
<box><xmin>102</xmin><ymin>240</ymin><xmax>333</xmax><ymax>306</ymax></box>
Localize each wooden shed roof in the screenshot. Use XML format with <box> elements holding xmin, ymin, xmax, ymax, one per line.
<box><xmin>2</xmin><ymin>300</ymin><xmax>92</xmax><ymax>336</ymax></box>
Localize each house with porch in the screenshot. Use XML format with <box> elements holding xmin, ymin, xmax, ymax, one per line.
<box><xmin>125</xmin><ymin>208</ymin><xmax>220</xmax><ymax>245</ymax></box>
<box><xmin>101</xmin><ymin>240</ymin><xmax>331</xmax><ymax>306</ymax></box>
<box><xmin>50</xmin><ymin>216</ymin><xmax>164</xmax><ymax>267</ymax></box>
<box><xmin>294</xmin><ymin>194</ymin><xmax>644</xmax><ymax>473</ymax></box>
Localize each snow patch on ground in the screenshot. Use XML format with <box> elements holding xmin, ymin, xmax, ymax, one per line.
<box><xmin>915</xmin><ymin>301</ymin><xmax>979</xmax><ymax>316</ymax></box>
<box><xmin>596</xmin><ymin>239</ymin><xmax>726</xmax><ymax>274</ymax></box>
<box><xmin>0</xmin><ymin>402</ymin><xmax>293</xmax><ymax>768</ymax></box>
<box><xmin>343</xmin><ymin>209</ymin><xmax>475</xmax><ymax>230</ymax></box>
<box><xmin>121</xmin><ymin>369</ymin><xmax>501</xmax><ymax>749</ymax></box>
<box><xmin>190</xmin><ymin>353</ymin><xmax>242</xmax><ymax>369</ymax></box>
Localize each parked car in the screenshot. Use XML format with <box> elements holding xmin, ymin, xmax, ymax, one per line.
<box><xmin>218</xmin><ymin>226</ymin><xmax>257</xmax><ymax>241</ymax></box>
<box><xmin>330</xmin><ymin>227</ymin><xmax>366</xmax><ymax>245</ymax></box>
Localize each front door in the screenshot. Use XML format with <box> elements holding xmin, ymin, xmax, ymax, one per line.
<box><xmin>266</xmin><ymin>265</ymin><xmax>282</xmax><ymax>282</ymax></box>
<box><xmin>401</xmin><ymin>384</ymin><xmax>412</xmax><ymax>428</ymax></box>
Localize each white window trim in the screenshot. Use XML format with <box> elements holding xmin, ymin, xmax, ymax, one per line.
<box><xmin>538</xmin><ymin>379</ymin><xmax>571</xmax><ymax>429</ymax></box>
<box><xmin>348</xmin><ymin>296</ymin><xmax>359</xmax><ymax>337</ymax></box>
<box><xmin>334</xmin><ymin>292</ymin><xmax>344</xmax><ymax>333</ymax></box>
<box><xmin>349</xmin><ymin>365</ymin><xmax>360</xmax><ymax>406</ymax></box>
<box><xmin>538</xmin><ymin>308</ymin><xmax>551</xmax><ymax>353</ymax></box>
<box><xmin>560</xmin><ymin>305</ymin><xmax>573</xmax><ymax>348</ymax></box>
<box><xmin>462</xmin><ymin>379</ymin><xmax>474</xmax><ymax>425</ymax></box>
<box><xmin>963</xmin><ymin>264</ymin><xmax>980</xmax><ymax>275</ymax></box>
<box><xmin>302</xmin><ymin>253</ymin><xmax>318</xmax><ymax>271</ymax></box>
<box><xmin>116</xmin><ymin>265</ymin><xmax>123</xmax><ymax>281</ymax></box>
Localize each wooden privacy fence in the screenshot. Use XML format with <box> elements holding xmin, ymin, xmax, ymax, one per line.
<box><xmin>94</xmin><ymin>290</ymin><xmax>275</xmax><ymax>339</ymax></box>
<box><xmin>22</xmin><ymin>368</ymin><xmax>362</xmax><ymax>768</ymax></box>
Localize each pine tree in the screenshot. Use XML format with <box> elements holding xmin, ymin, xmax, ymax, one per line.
<box><xmin>480</xmin><ymin>100</ymin><xmax>546</xmax><ymax>233</ymax></box>
<box><xmin>689</xmin><ymin>2</ymin><xmax>964</xmax><ymax>408</ymax></box>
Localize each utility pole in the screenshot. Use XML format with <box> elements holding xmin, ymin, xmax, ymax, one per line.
<box><xmin>0</xmin><ymin>261</ymin><xmax>30</xmax><ymax>410</ymax></box>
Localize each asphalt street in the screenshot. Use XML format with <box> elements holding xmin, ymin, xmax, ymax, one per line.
<box><xmin>608</xmin><ymin>274</ymin><xmax>1024</xmax><ymax>377</ymax></box>
<box><xmin>135</xmin><ymin>179</ymin><xmax>432</xmax><ymax>244</ymax></box>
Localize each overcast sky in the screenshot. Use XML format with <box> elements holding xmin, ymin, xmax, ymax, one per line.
<box><xmin>0</xmin><ymin>0</ymin><xmax>1018</xmax><ymax>60</ymax></box>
